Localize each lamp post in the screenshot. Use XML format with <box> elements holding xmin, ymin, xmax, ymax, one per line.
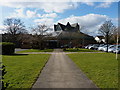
<box><xmin>116</xmin><ymin>28</ymin><xmax>118</xmax><ymax>60</ymax></box>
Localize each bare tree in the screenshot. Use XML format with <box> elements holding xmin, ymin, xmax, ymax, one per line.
<box><xmin>3</xmin><ymin>18</ymin><xmax>27</xmax><ymax>47</ymax></box>
<box><xmin>99</xmin><ymin>20</ymin><xmax>116</xmax><ymax>52</ymax></box>
<box><xmin>111</xmin><ymin>27</ymin><xmax>120</xmax><ymax>43</ymax></box>
<box><xmin>31</xmin><ymin>24</ymin><xmax>52</xmax><ymax>49</ymax></box>
<box><xmin>4</xmin><ymin>18</ymin><xmax>27</xmax><ymax>35</ymax></box>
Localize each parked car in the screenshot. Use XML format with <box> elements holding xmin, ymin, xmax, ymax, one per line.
<box><xmin>108</xmin><ymin>45</ymin><xmax>116</xmax><ymax>52</ymax></box>
<box><xmin>85</xmin><ymin>45</ymin><xmax>90</xmax><ymax>49</ymax></box>
<box><xmin>102</xmin><ymin>45</ymin><xmax>108</xmax><ymax>51</ymax></box>
<box><xmin>97</xmin><ymin>44</ymin><xmax>104</xmax><ymax>50</ymax></box>
<box><xmin>88</xmin><ymin>44</ymin><xmax>94</xmax><ymax>49</ymax></box>
<box><xmin>103</xmin><ymin>45</ymin><xmax>115</xmax><ymax>52</ymax></box>
<box><xmin>113</xmin><ymin>45</ymin><xmax>120</xmax><ymax>54</ymax></box>
<box><xmin>92</xmin><ymin>44</ymin><xmax>100</xmax><ymax>50</ymax></box>
<box><xmin>98</xmin><ymin>45</ymin><xmax>107</xmax><ymax>51</ymax></box>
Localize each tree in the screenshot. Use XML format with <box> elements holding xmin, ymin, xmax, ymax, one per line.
<box><xmin>99</xmin><ymin>20</ymin><xmax>116</xmax><ymax>52</ymax></box>
<box><xmin>3</xmin><ymin>18</ymin><xmax>27</xmax><ymax>47</ymax></box>
<box><xmin>31</xmin><ymin>24</ymin><xmax>52</xmax><ymax>49</ymax></box>
<box><xmin>4</xmin><ymin>18</ymin><xmax>27</xmax><ymax>35</ymax></box>
<box><xmin>111</xmin><ymin>27</ymin><xmax>120</xmax><ymax>44</ymax></box>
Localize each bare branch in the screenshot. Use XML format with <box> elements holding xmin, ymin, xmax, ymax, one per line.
<box><xmin>4</xmin><ymin>18</ymin><xmax>27</xmax><ymax>35</ymax></box>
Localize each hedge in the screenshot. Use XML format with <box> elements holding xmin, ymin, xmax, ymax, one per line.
<box><xmin>0</xmin><ymin>42</ymin><xmax>15</xmax><ymax>55</ymax></box>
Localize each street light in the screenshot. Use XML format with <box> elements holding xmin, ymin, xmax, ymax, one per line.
<box><xmin>116</xmin><ymin>28</ymin><xmax>118</xmax><ymax>60</ymax></box>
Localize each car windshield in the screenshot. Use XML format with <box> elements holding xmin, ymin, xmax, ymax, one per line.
<box><xmin>104</xmin><ymin>45</ymin><xmax>107</xmax><ymax>47</ymax></box>
<box><xmin>99</xmin><ymin>44</ymin><xmax>104</xmax><ymax>47</ymax></box>
<box><xmin>109</xmin><ymin>45</ymin><xmax>115</xmax><ymax>48</ymax></box>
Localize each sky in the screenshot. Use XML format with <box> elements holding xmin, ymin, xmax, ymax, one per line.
<box><xmin>0</xmin><ymin>0</ymin><xmax>119</xmax><ymax>36</ymax></box>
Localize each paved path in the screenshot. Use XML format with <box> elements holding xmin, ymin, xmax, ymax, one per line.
<box><xmin>22</xmin><ymin>52</ymin><xmax>103</xmax><ymax>54</ymax></box>
<box><xmin>32</xmin><ymin>49</ymin><xmax>99</xmax><ymax>88</ymax></box>
<box><xmin>15</xmin><ymin>48</ymin><xmax>29</xmax><ymax>52</ymax></box>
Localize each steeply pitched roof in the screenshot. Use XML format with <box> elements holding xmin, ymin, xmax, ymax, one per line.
<box><xmin>54</xmin><ymin>25</ymin><xmax>57</xmax><ymax>31</ymax></box>
<box><xmin>54</xmin><ymin>22</ymin><xmax>79</xmax><ymax>32</ymax></box>
<box><xmin>71</xmin><ymin>23</ymin><xmax>78</xmax><ymax>27</ymax></box>
<box><xmin>96</xmin><ymin>36</ymin><xmax>104</xmax><ymax>39</ymax></box>
<box><xmin>58</xmin><ymin>23</ymin><xmax>66</xmax><ymax>30</ymax></box>
<box><xmin>66</xmin><ymin>22</ymin><xmax>71</xmax><ymax>27</ymax></box>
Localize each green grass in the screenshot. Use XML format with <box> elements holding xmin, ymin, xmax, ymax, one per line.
<box><xmin>64</xmin><ymin>48</ymin><xmax>100</xmax><ymax>52</ymax></box>
<box><xmin>17</xmin><ymin>49</ymin><xmax>53</xmax><ymax>53</ymax></box>
<box><xmin>2</xmin><ymin>54</ymin><xmax>50</xmax><ymax>88</ymax></box>
<box><xmin>68</xmin><ymin>53</ymin><xmax>118</xmax><ymax>88</ymax></box>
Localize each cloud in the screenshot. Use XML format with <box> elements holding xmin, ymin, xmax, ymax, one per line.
<box><xmin>0</xmin><ymin>25</ymin><xmax>7</xmax><ymax>34</ymax></box>
<box><xmin>32</xmin><ymin>13</ymin><xmax>57</xmax><ymax>31</ymax></box>
<box><xmin>12</xmin><ymin>8</ymin><xmax>39</xmax><ymax>18</ymax></box>
<box><xmin>39</xmin><ymin>2</ymin><xmax>78</xmax><ymax>13</ymax></box>
<box><xmin>111</xmin><ymin>18</ymin><xmax>118</xmax><ymax>26</ymax></box>
<box><xmin>0</xmin><ymin>0</ymin><xmax>119</xmax><ymax>2</ymax></box>
<box><xmin>34</xmin><ymin>18</ymin><xmax>54</xmax><ymax>26</ymax></box>
<box><xmin>57</xmin><ymin>14</ymin><xmax>109</xmax><ymax>36</ymax></box>
<box><xmin>8</xmin><ymin>8</ymin><xmax>25</xmax><ymax>18</ymax></box>
<box><xmin>57</xmin><ymin>14</ymin><xmax>108</xmax><ymax>27</ymax></box>
<box><xmin>26</xmin><ymin>10</ymin><xmax>37</xmax><ymax>18</ymax></box>
<box><xmin>39</xmin><ymin>13</ymin><xmax>57</xmax><ymax>18</ymax></box>
<box><xmin>96</xmin><ymin>2</ymin><xmax>112</xmax><ymax>8</ymax></box>
<box><xmin>82</xmin><ymin>2</ymin><xmax>94</xmax><ymax>6</ymax></box>
<box><xmin>7</xmin><ymin>8</ymin><xmax>37</xmax><ymax>18</ymax></box>
<box><xmin>7</xmin><ymin>8</ymin><xmax>58</xmax><ymax>26</ymax></box>
<box><xmin>0</xmin><ymin>2</ymin><xmax>79</xmax><ymax>13</ymax></box>
<box><xmin>0</xmin><ymin>1</ymin><xmax>116</xmax><ymax>13</ymax></box>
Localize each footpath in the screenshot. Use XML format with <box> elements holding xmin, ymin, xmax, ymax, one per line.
<box><xmin>32</xmin><ymin>49</ymin><xmax>99</xmax><ymax>88</ymax></box>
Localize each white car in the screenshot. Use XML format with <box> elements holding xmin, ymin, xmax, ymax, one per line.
<box><xmin>103</xmin><ymin>45</ymin><xmax>115</xmax><ymax>52</ymax></box>
<box><xmin>108</xmin><ymin>45</ymin><xmax>116</xmax><ymax>52</ymax></box>
<box><xmin>98</xmin><ymin>45</ymin><xmax>107</xmax><ymax>51</ymax></box>
<box><xmin>113</xmin><ymin>45</ymin><xmax>120</xmax><ymax>53</ymax></box>
<box><xmin>88</xmin><ymin>45</ymin><xmax>94</xmax><ymax>49</ymax></box>
<box><xmin>98</xmin><ymin>44</ymin><xmax>105</xmax><ymax>51</ymax></box>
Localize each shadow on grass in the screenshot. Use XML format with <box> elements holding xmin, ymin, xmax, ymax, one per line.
<box><xmin>64</xmin><ymin>48</ymin><xmax>99</xmax><ymax>52</ymax></box>
<box><xmin>3</xmin><ymin>53</ymin><xmax>29</xmax><ymax>56</ymax></box>
<box><xmin>78</xmin><ymin>49</ymin><xmax>96</xmax><ymax>52</ymax></box>
<box><xmin>65</xmin><ymin>49</ymin><xmax>80</xmax><ymax>52</ymax></box>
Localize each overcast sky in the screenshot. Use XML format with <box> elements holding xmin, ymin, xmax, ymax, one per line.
<box><xmin>0</xmin><ymin>0</ymin><xmax>118</xmax><ymax>36</ymax></box>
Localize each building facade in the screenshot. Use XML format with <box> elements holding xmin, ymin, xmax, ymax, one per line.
<box><xmin>54</xmin><ymin>22</ymin><xmax>96</xmax><ymax>48</ymax></box>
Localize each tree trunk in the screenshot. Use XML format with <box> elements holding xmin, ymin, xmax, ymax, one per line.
<box><xmin>106</xmin><ymin>33</ymin><xmax>109</xmax><ymax>52</ymax></box>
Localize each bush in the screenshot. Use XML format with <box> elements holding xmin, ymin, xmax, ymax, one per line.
<box><xmin>1</xmin><ymin>64</ymin><xmax>9</xmax><ymax>90</ymax></box>
<box><xmin>0</xmin><ymin>42</ymin><xmax>15</xmax><ymax>55</ymax></box>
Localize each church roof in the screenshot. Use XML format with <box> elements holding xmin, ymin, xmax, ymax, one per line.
<box><xmin>95</xmin><ymin>36</ymin><xmax>104</xmax><ymax>39</ymax></box>
<box><xmin>54</xmin><ymin>22</ymin><xmax>79</xmax><ymax>32</ymax></box>
<box><xmin>71</xmin><ymin>23</ymin><xmax>78</xmax><ymax>27</ymax></box>
<box><xmin>58</xmin><ymin>23</ymin><xmax>66</xmax><ymax>30</ymax></box>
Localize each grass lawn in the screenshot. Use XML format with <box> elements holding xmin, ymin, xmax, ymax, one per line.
<box><xmin>17</xmin><ymin>49</ymin><xmax>53</xmax><ymax>53</ymax></box>
<box><xmin>64</xmin><ymin>48</ymin><xmax>100</xmax><ymax>52</ymax></box>
<box><xmin>68</xmin><ymin>53</ymin><xmax>118</xmax><ymax>88</ymax></box>
<box><xmin>2</xmin><ymin>54</ymin><xmax>50</xmax><ymax>88</ymax></box>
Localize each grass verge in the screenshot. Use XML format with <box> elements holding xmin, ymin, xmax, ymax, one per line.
<box><xmin>17</xmin><ymin>49</ymin><xmax>53</xmax><ymax>53</ymax></box>
<box><xmin>2</xmin><ymin>54</ymin><xmax>50</xmax><ymax>88</ymax></box>
<box><xmin>68</xmin><ymin>53</ymin><xmax>118</xmax><ymax>88</ymax></box>
<box><xmin>64</xmin><ymin>48</ymin><xmax>100</xmax><ymax>52</ymax></box>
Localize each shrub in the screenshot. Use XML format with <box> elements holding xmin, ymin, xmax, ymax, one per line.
<box><xmin>0</xmin><ymin>42</ymin><xmax>15</xmax><ymax>55</ymax></box>
<box><xmin>1</xmin><ymin>63</ymin><xmax>9</xmax><ymax>89</ymax></box>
